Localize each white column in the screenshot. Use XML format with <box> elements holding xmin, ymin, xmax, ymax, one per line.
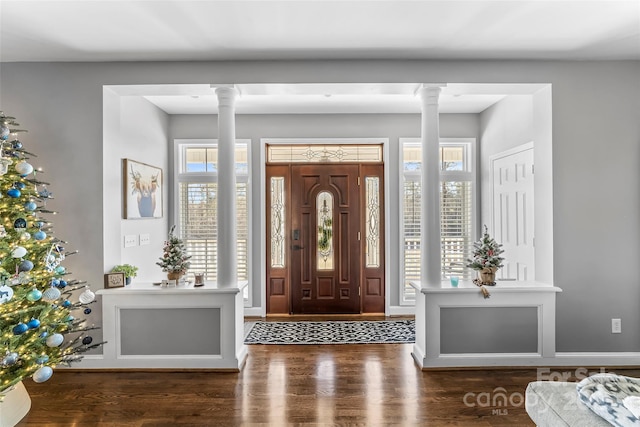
<box><xmin>215</xmin><ymin>85</ymin><xmax>238</xmax><ymax>288</ymax></box>
<box><xmin>418</xmin><ymin>84</ymin><xmax>445</xmax><ymax>288</ymax></box>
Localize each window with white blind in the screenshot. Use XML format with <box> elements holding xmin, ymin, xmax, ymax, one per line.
<box><xmin>174</xmin><ymin>140</ymin><xmax>250</xmax><ymax>303</ymax></box>
<box><xmin>401</xmin><ymin>139</ymin><xmax>476</xmax><ymax>304</ymax></box>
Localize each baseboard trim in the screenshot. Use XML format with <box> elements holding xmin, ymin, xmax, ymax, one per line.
<box><xmin>244</xmin><ymin>307</ymin><xmax>264</xmax><ymax>317</ymax></box>
<box><xmin>552</xmin><ymin>352</ymin><xmax>640</xmax><ymax>367</ymax></box>
<box><xmin>387</xmin><ymin>305</ymin><xmax>415</xmax><ymax>316</ymax></box>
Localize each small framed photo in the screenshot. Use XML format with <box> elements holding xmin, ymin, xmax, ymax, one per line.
<box><xmin>104</xmin><ymin>272</ymin><xmax>126</xmax><ymax>289</ymax></box>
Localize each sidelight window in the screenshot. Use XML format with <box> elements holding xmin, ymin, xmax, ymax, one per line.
<box><xmin>401</xmin><ymin>139</ymin><xmax>476</xmax><ymax>304</ymax></box>
<box><xmin>175</xmin><ymin>140</ymin><xmax>250</xmax><ymax>303</ymax></box>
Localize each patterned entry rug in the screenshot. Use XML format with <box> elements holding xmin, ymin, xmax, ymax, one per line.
<box><xmin>244</xmin><ymin>320</ymin><xmax>415</xmax><ymax>345</ymax></box>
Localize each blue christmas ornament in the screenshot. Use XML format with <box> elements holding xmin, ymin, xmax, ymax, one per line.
<box><xmin>83</xmin><ymin>308</ymin><xmax>92</xmax><ymax>315</ymax></box>
<box><xmin>42</xmin><ymin>287</ymin><xmax>61</xmax><ymax>301</ymax></box>
<box><xmin>24</xmin><ymin>201</ymin><xmax>37</xmax><ymax>211</ymax></box>
<box><xmin>19</xmin><ymin>260</ymin><xmax>34</xmax><ymax>272</ymax></box>
<box><xmin>58</xmin><ymin>279</ymin><xmax>67</xmax><ymax>288</ymax></box>
<box><xmin>36</xmin><ymin>355</ymin><xmax>49</xmax><ymax>364</ymax></box>
<box><xmin>7</xmin><ymin>188</ymin><xmax>20</xmax><ymax>198</ymax></box>
<box><xmin>40</xmin><ymin>331</ymin><xmax>49</xmax><ymax>338</ymax></box>
<box><xmin>55</xmin><ymin>266</ymin><xmax>66</xmax><ymax>275</ymax></box>
<box><xmin>66</xmin><ymin>315</ymin><xmax>74</xmax><ymax>322</ymax></box>
<box><xmin>0</xmin><ymin>126</ymin><xmax>9</xmax><ymax>140</ymax></box>
<box><xmin>12</xmin><ymin>140</ymin><xmax>22</xmax><ymax>149</ymax></box>
<box><xmin>82</xmin><ymin>336</ymin><xmax>93</xmax><ymax>345</ymax></box>
<box><xmin>62</xmin><ymin>300</ymin><xmax>71</xmax><ymax>307</ymax></box>
<box><xmin>15</xmin><ymin>182</ymin><xmax>25</xmax><ymax>190</ymax></box>
<box><xmin>26</xmin><ymin>289</ymin><xmax>43</xmax><ymax>301</ymax></box>
<box><xmin>38</xmin><ymin>188</ymin><xmax>52</xmax><ymax>198</ymax></box>
<box><xmin>2</xmin><ymin>352</ymin><xmax>19</xmax><ymax>366</ymax></box>
<box><xmin>33</xmin><ymin>366</ymin><xmax>53</xmax><ymax>383</ymax></box>
<box><xmin>51</xmin><ymin>279</ymin><xmax>60</xmax><ymax>287</ymax></box>
<box><xmin>13</xmin><ymin>323</ymin><xmax>28</xmax><ymax>335</ymax></box>
<box><xmin>34</xmin><ymin>230</ymin><xmax>47</xmax><ymax>241</ymax></box>
<box><xmin>27</xmin><ymin>318</ymin><xmax>41</xmax><ymax>329</ymax></box>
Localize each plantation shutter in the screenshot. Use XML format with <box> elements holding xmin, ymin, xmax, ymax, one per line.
<box><xmin>179</xmin><ymin>182</ymin><xmax>218</xmax><ymax>278</ymax></box>
<box><xmin>440</xmin><ymin>181</ymin><xmax>473</xmax><ymax>280</ymax></box>
<box><xmin>179</xmin><ymin>182</ymin><xmax>248</xmax><ymax>282</ymax></box>
<box><xmin>402</xmin><ymin>180</ymin><xmax>421</xmax><ymax>301</ymax></box>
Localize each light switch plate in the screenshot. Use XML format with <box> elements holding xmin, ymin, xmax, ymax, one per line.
<box><xmin>139</xmin><ymin>233</ymin><xmax>150</xmax><ymax>246</ymax></box>
<box><xmin>124</xmin><ymin>234</ymin><xmax>137</xmax><ymax>248</ymax></box>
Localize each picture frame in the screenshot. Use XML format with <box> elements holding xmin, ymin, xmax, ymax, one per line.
<box><xmin>104</xmin><ymin>272</ymin><xmax>126</xmax><ymax>289</ymax></box>
<box><xmin>123</xmin><ymin>158</ymin><xmax>163</xmax><ymax>219</ymax></box>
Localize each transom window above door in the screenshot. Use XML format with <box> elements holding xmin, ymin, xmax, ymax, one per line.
<box><xmin>267</xmin><ymin>144</ymin><xmax>383</xmax><ymax>163</ymax></box>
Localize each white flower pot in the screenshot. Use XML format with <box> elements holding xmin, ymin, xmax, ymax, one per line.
<box><xmin>0</xmin><ymin>381</ymin><xmax>31</xmax><ymax>427</ymax></box>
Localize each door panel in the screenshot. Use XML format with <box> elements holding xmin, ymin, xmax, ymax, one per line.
<box><xmin>361</xmin><ymin>164</ymin><xmax>385</xmax><ymax>313</ymax></box>
<box><xmin>491</xmin><ymin>146</ymin><xmax>535</xmax><ymax>281</ymax></box>
<box><xmin>291</xmin><ymin>164</ymin><xmax>361</xmax><ymax>314</ymax></box>
<box><xmin>265</xmin><ymin>165</ymin><xmax>291</xmax><ymax>314</ymax></box>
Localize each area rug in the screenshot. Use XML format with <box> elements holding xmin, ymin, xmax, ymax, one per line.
<box><xmin>244</xmin><ymin>320</ymin><xmax>415</xmax><ymax>345</ymax></box>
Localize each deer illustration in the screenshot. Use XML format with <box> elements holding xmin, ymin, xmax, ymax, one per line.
<box><xmin>130</xmin><ymin>165</ymin><xmax>160</xmax><ymax>217</ymax></box>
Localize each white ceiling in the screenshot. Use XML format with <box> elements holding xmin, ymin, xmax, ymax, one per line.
<box><xmin>1</xmin><ymin>0</ymin><xmax>638</xmax><ymax>62</ymax></box>
<box><xmin>2</xmin><ymin>1</ymin><xmax>636</xmax><ymax>114</ymax></box>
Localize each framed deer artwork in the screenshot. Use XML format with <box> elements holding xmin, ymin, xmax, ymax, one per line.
<box><xmin>123</xmin><ymin>159</ymin><xmax>163</xmax><ymax>219</ymax></box>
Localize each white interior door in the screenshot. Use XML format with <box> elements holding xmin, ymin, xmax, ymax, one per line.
<box><xmin>491</xmin><ymin>144</ymin><xmax>535</xmax><ymax>281</ymax></box>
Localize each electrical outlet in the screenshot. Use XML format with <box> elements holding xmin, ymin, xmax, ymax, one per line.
<box><xmin>124</xmin><ymin>234</ymin><xmax>137</xmax><ymax>248</ymax></box>
<box><xmin>612</xmin><ymin>318</ymin><xmax>622</xmax><ymax>334</ymax></box>
<box><xmin>139</xmin><ymin>233</ymin><xmax>150</xmax><ymax>246</ymax></box>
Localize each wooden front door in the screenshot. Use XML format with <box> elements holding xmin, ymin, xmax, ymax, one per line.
<box><xmin>266</xmin><ymin>161</ymin><xmax>385</xmax><ymax>315</ymax></box>
<box><xmin>290</xmin><ymin>164</ymin><xmax>361</xmax><ymax>314</ymax></box>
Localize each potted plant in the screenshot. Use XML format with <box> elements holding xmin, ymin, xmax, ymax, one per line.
<box><xmin>111</xmin><ymin>264</ymin><xmax>138</xmax><ymax>285</ymax></box>
<box><xmin>157</xmin><ymin>225</ymin><xmax>191</xmax><ymax>280</ymax></box>
<box><xmin>466</xmin><ymin>225</ymin><xmax>504</xmax><ymax>285</ymax></box>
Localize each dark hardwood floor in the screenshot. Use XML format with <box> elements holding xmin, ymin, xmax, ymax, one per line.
<box><xmin>16</xmin><ymin>318</ymin><xmax>640</xmax><ymax>426</ymax></box>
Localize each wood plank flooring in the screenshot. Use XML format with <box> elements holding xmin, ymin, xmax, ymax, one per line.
<box><xmin>16</xmin><ymin>318</ymin><xmax>640</xmax><ymax>426</ymax></box>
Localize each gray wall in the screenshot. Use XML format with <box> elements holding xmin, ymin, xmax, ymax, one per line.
<box><xmin>1</xmin><ymin>60</ymin><xmax>638</xmax><ymax>352</ymax></box>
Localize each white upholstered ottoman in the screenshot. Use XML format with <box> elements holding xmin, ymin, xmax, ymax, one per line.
<box><xmin>525</xmin><ymin>381</ymin><xmax>610</xmax><ymax>426</ymax></box>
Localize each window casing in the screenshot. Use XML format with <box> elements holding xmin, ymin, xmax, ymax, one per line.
<box><xmin>174</xmin><ymin>140</ymin><xmax>250</xmax><ymax>304</ymax></box>
<box><xmin>400</xmin><ymin>138</ymin><xmax>476</xmax><ymax>304</ymax></box>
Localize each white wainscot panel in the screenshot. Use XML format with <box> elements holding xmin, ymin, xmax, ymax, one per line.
<box><xmin>82</xmin><ymin>281</ymin><xmax>247</xmax><ymax>370</ymax></box>
<box><xmin>411</xmin><ymin>280</ymin><xmax>562</xmax><ymax>368</ymax></box>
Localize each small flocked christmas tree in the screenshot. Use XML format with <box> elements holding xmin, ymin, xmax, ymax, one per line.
<box><xmin>156</xmin><ymin>225</ymin><xmax>191</xmax><ymax>279</ymax></box>
<box><xmin>0</xmin><ymin>112</ymin><xmax>103</xmax><ymax>397</ymax></box>
<box><xmin>467</xmin><ymin>225</ymin><xmax>505</xmax><ymax>285</ymax></box>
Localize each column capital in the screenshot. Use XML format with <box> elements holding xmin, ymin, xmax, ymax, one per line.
<box><xmin>417</xmin><ymin>84</ymin><xmax>447</xmax><ymax>105</ymax></box>
<box><xmin>212</xmin><ymin>84</ymin><xmax>238</xmax><ymax>106</ymax></box>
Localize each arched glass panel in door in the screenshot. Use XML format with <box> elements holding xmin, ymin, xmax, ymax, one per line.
<box><xmin>316</xmin><ymin>191</ymin><xmax>334</xmax><ymax>270</ymax></box>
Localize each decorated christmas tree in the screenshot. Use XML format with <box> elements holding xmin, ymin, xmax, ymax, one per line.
<box><xmin>157</xmin><ymin>225</ymin><xmax>191</xmax><ymax>279</ymax></box>
<box><xmin>0</xmin><ymin>112</ymin><xmax>102</xmax><ymax>397</ymax></box>
<box><xmin>467</xmin><ymin>225</ymin><xmax>505</xmax><ymax>271</ymax></box>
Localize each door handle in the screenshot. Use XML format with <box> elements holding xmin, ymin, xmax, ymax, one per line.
<box><xmin>292</xmin><ymin>244</ymin><xmax>304</xmax><ymax>250</ymax></box>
